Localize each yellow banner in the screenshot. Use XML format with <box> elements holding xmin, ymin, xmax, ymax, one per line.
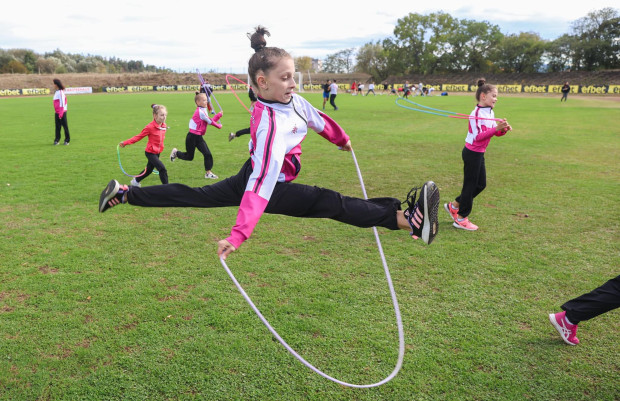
<box><xmin>607</xmin><ymin>85</ymin><xmax>620</xmax><ymax>94</ymax></box>
<box><xmin>127</xmin><ymin>86</ymin><xmax>154</xmax><ymax>92</ymax></box>
<box><xmin>22</xmin><ymin>88</ymin><xmax>50</xmax><ymax>95</ymax></box>
<box><xmin>0</xmin><ymin>89</ymin><xmax>21</xmax><ymax>96</ymax></box>
<box><xmin>580</xmin><ymin>85</ymin><xmax>608</xmax><ymax>94</ymax></box>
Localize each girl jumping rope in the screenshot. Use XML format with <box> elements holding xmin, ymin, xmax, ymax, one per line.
<box><xmin>170</xmin><ymin>92</ymin><xmax>223</xmax><ymax>179</ymax></box>
<box><xmin>444</xmin><ymin>78</ymin><xmax>512</xmax><ymax>231</ymax></box>
<box><xmin>120</xmin><ymin>104</ymin><xmax>169</xmax><ymax>187</ymax></box>
<box><xmin>99</xmin><ymin>25</ymin><xmax>440</xmax><ymax>259</ymax></box>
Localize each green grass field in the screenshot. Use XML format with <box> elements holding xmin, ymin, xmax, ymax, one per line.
<box><xmin>1</xmin><ymin>90</ymin><xmax>618</xmax><ymax>400</ymax></box>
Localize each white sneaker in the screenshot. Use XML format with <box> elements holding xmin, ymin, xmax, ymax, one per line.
<box><xmin>170</xmin><ymin>147</ymin><xmax>177</xmax><ymax>162</ymax></box>
<box><xmin>205</xmin><ymin>172</ymin><xmax>218</xmax><ymax>179</ymax></box>
<box><xmin>130</xmin><ymin>178</ymin><xmax>141</xmax><ymax>187</ymax></box>
<box><xmin>228</xmin><ymin>132</ymin><xmax>236</xmax><ymax>142</ymax></box>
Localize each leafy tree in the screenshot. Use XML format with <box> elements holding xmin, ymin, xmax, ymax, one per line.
<box><xmin>570</xmin><ymin>7</ymin><xmax>620</xmax><ymax>70</ymax></box>
<box><xmin>322</xmin><ymin>48</ymin><xmax>355</xmax><ymax>73</ymax></box>
<box><xmin>0</xmin><ymin>50</ymin><xmax>13</xmax><ymax>72</ymax></box>
<box><xmin>8</xmin><ymin>49</ymin><xmax>38</xmax><ymax>73</ymax></box>
<box><xmin>294</xmin><ymin>56</ymin><xmax>313</xmax><ymax>72</ymax></box>
<box><xmin>544</xmin><ymin>34</ymin><xmax>576</xmax><ymax>72</ymax></box>
<box><xmin>425</xmin><ymin>12</ymin><xmax>461</xmax><ymax>73</ymax></box>
<box><xmin>35</xmin><ymin>57</ymin><xmax>58</xmax><ymax>74</ymax></box>
<box><xmin>457</xmin><ymin>19</ymin><xmax>503</xmax><ymax>73</ymax></box>
<box><xmin>385</xmin><ymin>12</ymin><xmax>503</xmax><ymax>74</ymax></box>
<box><xmin>385</xmin><ymin>13</ymin><xmax>433</xmax><ymax>74</ymax></box>
<box><xmin>1</xmin><ymin>59</ymin><xmax>27</xmax><ymax>73</ymax></box>
<box><xmin>493</xmin><ymin>32</ymin><xmax>546</xmax><ymax>73</ymax></box>
<box><xmin>355</xmin><ymin>42</ymin><xmax>389</xmax><ymax>81</ymax></box>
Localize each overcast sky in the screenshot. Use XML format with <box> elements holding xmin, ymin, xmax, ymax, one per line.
<box><xmin>0</xmin><ymin>1</ymin><xmax>616</xmax><ymax>73</ymax></box>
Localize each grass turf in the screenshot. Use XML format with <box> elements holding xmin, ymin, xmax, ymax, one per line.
<box><xmin>0</xmin><ymin>91</ymin><xmax>618</xmax><ymax>400</ymax></box>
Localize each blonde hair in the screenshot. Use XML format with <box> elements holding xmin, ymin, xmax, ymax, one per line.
<box><xmin>194</xmin><ymin>91</ymin><xmax>207</xmax><ymax>104</ymax></box>
<box><xmin>151</xmin><ymin>104</ymin><xmax>166</xmax><ymax>114</ymax></box>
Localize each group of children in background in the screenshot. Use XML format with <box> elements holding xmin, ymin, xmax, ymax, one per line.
<box><xmin>90</xmin><ymin>25</ymin><xmax>616</xmax><ymax>347</ymax></box>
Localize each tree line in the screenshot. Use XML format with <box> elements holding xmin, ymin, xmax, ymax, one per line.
<box><xmin>306</xmin><ymin>8</ymin><xmax>619</xmax><ymax>82</ymax></box>
<box><xmin>2</xmin><ymin>8</ymin><xmax>617</xmax><ymax>79</ymax></box>
<box><xmin>0</xmin><ymin>48</ymin><xmax>170</xmax><ymax>74</ymax></box>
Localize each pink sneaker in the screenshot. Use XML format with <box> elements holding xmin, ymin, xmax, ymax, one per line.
<box><xmin>549</xmin><ymin>311</ymin><xmax>579</xmax><ymax>345</ymax></box>
<box><xmin>444</xmin><ymin>202</ymin><xmax>459</xmax><ymax>222</ymax></box>
<box><xmin>453</xmin><ymin>217</ymin><xmax>478</xmax><ymax>231</ymax></box>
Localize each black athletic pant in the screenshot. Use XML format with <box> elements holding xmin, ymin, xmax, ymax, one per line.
<box><xmin>127</xmin><ymin>158</ymin><xmax>401</xmax><ymax>230</ymax></box>
<box><xmin>136</xmin><ymin>152</ymin><xmax>168</xmax><ymax>184</ymax></box>
<box><xmin>176</xmin><ymin>132</ymin><xmax>213</xmax><ymax>171</ymax></box>
<box><xmin>235</xmin><ymin>127</ymin><xmax>250</xmax><ymax>137</ymax></box>
<box><xmin>562</xmin><ymin>276</ymin><xmax>620</xmax><ymax>324</ymax></box>
<box><xmin>54</xmin><ymin>112</ymin><xmax>70</xmax><ymax>143</ymax></box>
<box><xmin>455</xmin><ymin>147</ymin><xmax>486</xmax><ymax>218</ymax></box>
<box><xmin>329</xmin><ymin>94</ymin><xmax>338</xmax><ymax>110</ymax></box>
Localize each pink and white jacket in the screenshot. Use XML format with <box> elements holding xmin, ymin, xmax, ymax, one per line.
<box><xmin>225</xmin><ymin>94</ymin><xmax>350</xmax><ymax>249</ymax></box>
<box><xmin>465</xmin><ymin>105</ymin><xmax>506</xmax><ymax>153</ymax></box>
<box><xmin>189</xmin><ymin>107</ymin><xmax>222</xmax><ymax>135</ymax></box>
<box><xmin>53</xmin><ymin>89</ymin><xmax>67</xmax><ymax>118</ymax></box>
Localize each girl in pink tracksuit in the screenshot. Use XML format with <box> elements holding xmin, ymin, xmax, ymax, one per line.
<box><xmin>99</xmin><ymin>26</ymin><xmax>440</xmax><ymax>257</ymax></box>
<box><xmin>444</xmin><ymin>78</ymin><xmax>512</xmax><ymax>231</ymax></box>
<box><xmin>170</xmin><ymin>92</ymin><xmax>223</xmax><ymax>179</ymax></box>
<box><xmin>52</xmin><ymin>78</ymin><xmax>70</xmax><ymax>145</ymax></box>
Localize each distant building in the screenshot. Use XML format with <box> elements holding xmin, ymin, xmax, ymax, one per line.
<box><xmin>312</xmin><ymin>58</ymin><xmax>323</xmax><ymax>72</ymax></box>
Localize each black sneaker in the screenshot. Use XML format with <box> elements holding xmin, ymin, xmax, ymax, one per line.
<box><xmin>402</xmin><ymin>181</ymin><xmax>439</xmax><ymax>244</ymax></box>
<box><xmin>99</xmin><ymin>180</ymin><xmax>128</xmax><ymax>213</ymax></box>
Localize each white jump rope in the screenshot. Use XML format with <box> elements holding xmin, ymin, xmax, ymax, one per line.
<box><xmin>218</xmin><ymin>149</ymin><xmax>404</xmax><ymax>388</ymax></box>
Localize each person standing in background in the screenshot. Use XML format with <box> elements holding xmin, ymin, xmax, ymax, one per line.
<box><xmin>329</xmin><ymin>79</ymin><xmax>338</xmax><ymax>110</ymax></box>
<box><xmin>366</xmin><ymin>81</ymin><xmax>376</xmax><ymax>96</ymax></box>
<box><xmin>52</xmin><ymin>78</ymin><xmax>70</xmax><ymax>145</ymax></box>
<box><xmin>560</xmin><ymin>82</ymin><xmax>570</xmax><ymax>102</ymax></box>
<box><xmin>322</xmin><ymin>80</ymin><xmax>330</xmax><ymax>110</ymax></box>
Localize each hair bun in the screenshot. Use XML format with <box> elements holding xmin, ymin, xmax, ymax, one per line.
<box><xmin>249</xmin><ymin>25</ymin><xmax>271</xmax><ymax>52</ymax></box>
<box><xmin>477</xmin><ymin>78</ymin><xmax>486</xmax><ymax>87</ymax></box>
<box><xmin>151</xmin><ymin>103</ymin><xmax>157</xmax><ymax>109</ymax></box>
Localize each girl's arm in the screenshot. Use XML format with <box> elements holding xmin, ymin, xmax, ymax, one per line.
<box><xmin>198</xmin><ymin>108</ymin><xmax>223</xmax><ymax>128</ymax></box>
<box><xmin>121</xmin><ymin>125</ymin><xmax>151</xmax><ymax>146</ymax></box>
<box><xmin>53</xmin><ymin>91</ymin><xmax>65</xmax><ymax>118</ymax></box>
<box><xmin>224</xmin><ymin>112</ymin><xmax>287</xmax><ymax>251</ymax></box>
<box><xmin>299</xmin><ymin>96</ymin><xmax>350</xmax><ymax>147</ymax></box>
<box><xmin>53</xmin><ymin>98</ymin><xmax>64</xmax><ymax>117</ymax></box>
<box><xmin>471</xmin><ymin>119</ymin><xmax>511</xmax><ymax>142</ymax></box>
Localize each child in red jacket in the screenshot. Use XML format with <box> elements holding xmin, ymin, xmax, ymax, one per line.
<box><xmin>119</xmin><ymin>104</ymin><xmax>169</xmax><ymax>186</ymax></box>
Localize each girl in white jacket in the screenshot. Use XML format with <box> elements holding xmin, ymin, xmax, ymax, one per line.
<box><xmin>99</xmin><ymin>26</ymin><xmax>440</xmax><ymax>259</ymax></box>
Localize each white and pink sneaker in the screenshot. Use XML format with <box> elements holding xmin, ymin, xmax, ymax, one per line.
<box><xmin>453</xmin><ymin>216</ymin><xmax>478</xmax><ymax>231</ymax></box>
<box><xmin>444</xmin><ymin>202</ymin><xmax>459</xmax><ymax>222</ymax></box>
